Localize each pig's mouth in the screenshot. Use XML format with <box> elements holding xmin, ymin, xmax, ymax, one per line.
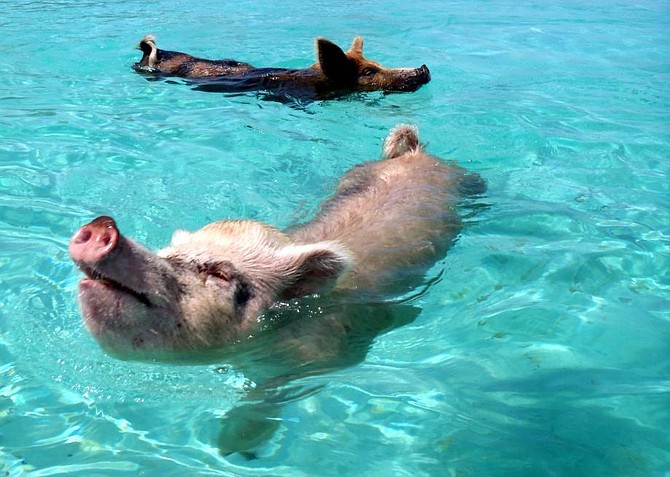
<box><xmin>79</xmin><ymin>265</ymin><xmax>153</xmax><ymax>308</ymax></box>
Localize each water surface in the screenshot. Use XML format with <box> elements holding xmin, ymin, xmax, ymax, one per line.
<box><xmin>1</xmin><ymin>1</ymin><xmax>669</xmax><ymax>476</ymax></box>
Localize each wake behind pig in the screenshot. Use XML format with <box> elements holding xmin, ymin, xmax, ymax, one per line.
<box><xmin>69</xmin><ymin>125</ymin><xmax>485</xmax><ymax>359</ymax></box>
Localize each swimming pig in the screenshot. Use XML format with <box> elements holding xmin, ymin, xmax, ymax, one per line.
<box><xmin>69</xmin><ymin>125</ymin><xmax>485</xmax><ymax>455</ymax></box>
<box><xmin>133</xmin><ymin>35</ymin><xmax>431</xmax><ymax>100</ymax></box>
<box><xmin>69</xmin><ymin>125</ymin><xmax>483</xmax><ymax>358</ymax></box>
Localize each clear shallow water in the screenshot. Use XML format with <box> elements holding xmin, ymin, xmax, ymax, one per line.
<box><xmin>1</xmin><ymin>0</ymin><xmax>669</xmax><ymax>475</ymax></box>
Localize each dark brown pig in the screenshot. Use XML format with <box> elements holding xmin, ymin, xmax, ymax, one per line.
<box><xmin>133</xmin><ymin>35</ymin><xmax>431</xmax><ymax>100</ymax></box>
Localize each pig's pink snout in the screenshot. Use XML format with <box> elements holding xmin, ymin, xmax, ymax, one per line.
<box><xmin>69</xmin><ymin>216</ymin><xmax>120</xmax><ymax>264</ymax></box>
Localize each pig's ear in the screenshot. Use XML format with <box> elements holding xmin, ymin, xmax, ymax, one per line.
<box><xmin>170</xmin><ymin>229</ymin><xmax>192</xmax><ymax>247</ymax></box>
<box><xmin>277</xmin><ymin>242</ymin><xmax>353</xmax><ymax>299</ymax></box>
<box><xmin>348</xmin><ymin>36</ymin><xmax>364</xmax><ymax>56</ymax></box>
<box><xmin>317</xmin><ymin>38</ymin><xmax>357</xmax><ymax>84</ymax></box>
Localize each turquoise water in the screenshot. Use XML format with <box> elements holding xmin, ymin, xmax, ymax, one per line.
<box><xmin>1</xmin><ymin>0</ymin><xmax>669</xmax><ymax>475</ymax></box>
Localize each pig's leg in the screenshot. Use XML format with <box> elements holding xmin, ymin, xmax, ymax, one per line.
<box><xmin>217</xmin><ymin>386</ymin><xmax>282</xmax><ymax>458</ymax></box>
<box><xmin>216</xmin><ymin>303</ymin><xmax>420</xmax><ymax>457</ymax></box>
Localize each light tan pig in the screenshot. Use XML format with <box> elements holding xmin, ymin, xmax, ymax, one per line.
<box><xmin>69</xmin><ymin>124</ymin><xmax>485</xmax><ymax>358</ymax></box>
<box><xmin>69</xmin><ymin>124</ymin><xmax>485</xmax><ymax>456</ymax></box>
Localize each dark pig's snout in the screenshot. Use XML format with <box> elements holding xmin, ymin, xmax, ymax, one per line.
<box><xmin>417</xmin><ymin>64</ymin><xmax>430</xmax><ymax>84</ymax></box>
<box><xmin>394</xmin><ymin>64</ymin><xmax>431</xmax><ymax>92</ymax></box>
<box><xmin>69</xmin><ymin>216</ymin><xmax>120</xmax><ymax>265</ymax></box>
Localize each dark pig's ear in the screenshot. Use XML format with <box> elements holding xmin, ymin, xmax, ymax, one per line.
<box><xmin>316</xmin><ymin>38</ymin><xmax>357</xmax><ymax>84</ymax></box>
<box><xmin>348</xmin><ymin>36</ymin><xmax>364</xmax><ymax>56</ymax></box>
<box><xmin>277</xmin><ymin>242</ymin><xmax>353</xmax><ymax>299</ymax></box>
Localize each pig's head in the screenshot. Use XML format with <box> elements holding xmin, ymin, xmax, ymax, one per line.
<box><xmin>69</xmin><ymin>216</ymin><xmax>352</xmax><ymax>357</ymax></box>
<box><xmin>313</xmin><ymin>37</ymin><xmax>431</xmax><ymax>93</ymax></box>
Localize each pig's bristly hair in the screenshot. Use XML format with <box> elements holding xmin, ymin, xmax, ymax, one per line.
<box><xmin>137</xmin><ymin>35</ymin><xmax>156</xmax><ymax>49</ymax></box>
<box><xmin>159</xmin><ymin>220</ymin><xmax>353</xmax><ymax>299</ymax></box>
<box><xmin>382</xmin><ymin>123</ymin><xmax>421</xmax><ymax>159</ymax></box>
<box><xmin>137</xmin><ymin>35</ymin><xmax>159</xmax><ymax>68</ymax></box>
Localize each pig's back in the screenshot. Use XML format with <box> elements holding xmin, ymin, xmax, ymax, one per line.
<box><xmin>290</xmin><ymin>151</ymin><xmax>479</xmax><ymax>299</ymax></box>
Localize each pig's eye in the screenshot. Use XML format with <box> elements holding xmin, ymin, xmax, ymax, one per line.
<box><xmin>361</xmin><ymin>67</ymin><xmax>378</xmax><ymax>77</ymax></box>
<box><xmin>210</xmin><ymin>271</ymin><xmax>230</xmax><ymax>281</ymax></box>
<box><xmin>197</xmin><ymin>262</ymin><xmax>231</xmax><ymax>282</ymax></box>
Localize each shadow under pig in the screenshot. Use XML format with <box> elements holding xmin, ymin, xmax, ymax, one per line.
<box><xmin>212</xmin><ymin>299</ymin><xmax>420</xmax><ymax>458</ymax></box>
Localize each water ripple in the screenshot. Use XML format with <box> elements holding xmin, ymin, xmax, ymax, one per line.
<box><xmin>1</xmin><ymin>0</ymin><xmax>669</xmax><ymax>475</ymax></box>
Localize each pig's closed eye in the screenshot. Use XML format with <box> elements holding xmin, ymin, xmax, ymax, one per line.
<box><xmin>197</xmin><ymin>262</ymin><xmax>231</xmax><ymax>282</ymax></box>
<box><xmin>210</xmin><ymin>271</ymin><xmax>230</xmax><ymax>281</ymax></box>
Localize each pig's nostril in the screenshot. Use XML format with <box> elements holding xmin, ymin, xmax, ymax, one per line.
<box><xmin>69</xmin><ymin>216</ymin><xmax>120</xmax><ymax>264</ymax></box>
<box><xmin>101</xmin><ymin>233</ymin><xmax>112</xmax><ymax>247</ymax></box>
<box><xmin>78</xmin><ymin>229</ymin><xmax>92</xmax><ymax>243</ymax></box>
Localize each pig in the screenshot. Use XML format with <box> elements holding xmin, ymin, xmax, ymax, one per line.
<box><xmin>133</xmin><ymin>35</ymin><xmax>254</xmax><ymax>78</ymax></box>
<box><xmin>133</xmin><ymin>35</ymin><xmax>431</xmax><ymax>100</ymax></box>
<box><xmin>69</xmin><ymin>124</ymin><xmax>485</xmax><ymax>455</ymax></box>
<box><xmin>69</xmin><ymin>124</ymin><xmax>484</xmax><ymax>357</ymax></box>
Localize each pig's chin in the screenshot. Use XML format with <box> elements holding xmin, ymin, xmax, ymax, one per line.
<box><xmin>77</xmin><ymin>279</ymin><xmax>168</xmax><ymax>353</ymax></box>
<box><xmin>77</xmin><ymin>274</ymin><xmax>154</xmax><ymax>335</ymax></box>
